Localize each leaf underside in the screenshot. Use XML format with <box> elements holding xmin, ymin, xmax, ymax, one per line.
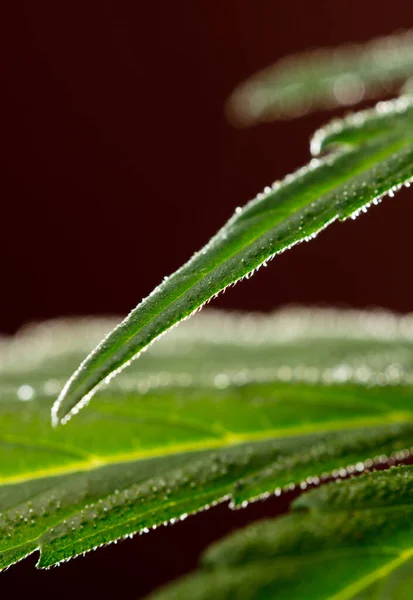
<box><xmin>53</xmin><ymin>96</ymin><xmax>413</xmax><ymax>425</ymax></box>
<box><xmin>2</xmin><ymin>308</ymin><xmax>413</xmax><ymax>575</ymax></box>
<box><xmin>228</xmin><ymin>29</ymin><xmax>413</xmax><ymax>123</ymax></box>
<box><xmin>150</xmin><ymin>467</ymin><xmax>413</xmax><ymax>600</ymax></box>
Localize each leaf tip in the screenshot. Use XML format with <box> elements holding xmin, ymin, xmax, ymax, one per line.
<box><xmin>225</xmin><ymin>88</ymin><xmax>257</xmax><ymax>128</ymax></box>
<box><xmin>51</xmin><ymin>393</ymin><xmax>64</xmax><ymax>427</ymax></box>
<box><xmin>50</xmin><ymin>377</ymin><xmax>78</xmax><ymax>427</ymax></box>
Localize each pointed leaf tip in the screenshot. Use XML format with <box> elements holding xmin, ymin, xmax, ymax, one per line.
<box><xmin>53</xmin><ymin>97</ymin><xmax>413</xmax><ymax>423</ymax></box>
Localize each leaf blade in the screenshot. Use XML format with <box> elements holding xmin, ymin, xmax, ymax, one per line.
<box><xmin>53</xmin><ymin>98</ymin><xmax>413</xmax><ymax>424</ymax></box>
<box><xmin>3</xmin><ymin>310</ymin><xmax>413</xmax><ymax>570</ymax></box>
<box><xmin>149</xmin><ymin>467</ymin><xmax>413</xmax><ymax>599</ymax></box>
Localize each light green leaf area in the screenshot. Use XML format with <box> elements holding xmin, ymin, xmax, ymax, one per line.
<box><xmin>228</xmin><ymin>29</ymin><xmax>413</xmax><ymax>123</ymax></box>
<box><xmin>2</xmin><ymin>309</ymin><xmax>413</xmax><ymax>571</ymax></box>
<box><xmin>53</xmin><ymin>96</ymin><xmax>413</xmax><ymax>424</ymax></box>
<box><xmin>151</xmin><ymin>467</ymin><xmax>413</xmax><ymax>600</ymax></box>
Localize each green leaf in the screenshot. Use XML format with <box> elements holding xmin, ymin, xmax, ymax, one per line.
<box><xmin>150</xmin><ymin>466</ymin><xmax>413</xmax><ymax>600</ymax></box>
<box><xmin>3</xmin><ymin>309</ymin><xmax>413</xmax><ymax>570</ymax></box>
<box><xmin>53</xmin><ymin>96</ymin><xmax>413</xmax><ymax>424</ymax></box>
<box><xmin>228</xmin><ymin>29</ymin><xmax>413</xmax><ymax>123</ymax></box>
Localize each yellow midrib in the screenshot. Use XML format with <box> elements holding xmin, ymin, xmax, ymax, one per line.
<box><xmin>328</xmin><ymin>547</ymin><xmax>413</xmax><ymax>600</ymax></box>
<box><xmin>1</xmin><ymin>410</ymin><xmax>412</xmax><ymax>486</ymax></box>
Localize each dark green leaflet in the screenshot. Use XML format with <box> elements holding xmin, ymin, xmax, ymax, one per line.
<box><xmin>228</xmin><ymin>29</ymin><xmax>413</xmax><ymax>123</ymax></box>
<box><xmin>149</xmin><ymin>467</ymin><xmax>413</xmax><ymax>600</ymax></box>
<box><xmin>53</xmin><ymin>97</ymin><xmax>413</xmax><ymax>424</ymax></box>
<box><xmin>2</xmin><ymin>310</ymin><xmax>413</xmax><ymax>570</ymax></box>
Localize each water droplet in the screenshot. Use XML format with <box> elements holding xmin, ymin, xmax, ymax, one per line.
<box><xmin>17</xmin><ymin>385</ymin><xmax>35</xmax><ymax>401</ymax></box>
<box><xmin>214</xmin><ymin>373</ymin><xmax>230</xmax><ymax>389</ymax></box>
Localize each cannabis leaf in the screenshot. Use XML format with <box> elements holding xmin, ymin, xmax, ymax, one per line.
<box><xmin>228</xmin><ymin>29</ymin><xmax>413</xmax><ymax>124</ymax></box>
<box><xmin>150</xmin><ymin>466</ymin><xmax>413</xmax><ymax>599</ymax></box>
<box><xmin>53</xmin><ymin>96</ymin><xmax>413</xmax><ymax>424</ymax></box>
<box><xmin>2</xmin><ymin>309</ymin><xmax>413</xmax><ymax>571</ymax></box>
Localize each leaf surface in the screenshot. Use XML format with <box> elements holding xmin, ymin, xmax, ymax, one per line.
<box><xmin>53</xmin><ymin>97</ymin><xmax>413</xmax><ymax>424</ymax></box>
<box><xmin>150</xmin><ymin>466</ymin><xmax>413</xmax><ymax>600</ymax></box>
<box><xmin>2</xmin><ymin>310</ymin><xmax>413</xmax><ymax>570</ymax></box>
<box><xmin>228</xmin><ymin>29</ymin><xmax>413</xmax><ymax>123</ymax></box>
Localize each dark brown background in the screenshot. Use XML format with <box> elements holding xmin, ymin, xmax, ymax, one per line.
<box><xmin>2</xmin><ymin>0</ymin><xmax>413</xmax><ymax>597</ymax></box>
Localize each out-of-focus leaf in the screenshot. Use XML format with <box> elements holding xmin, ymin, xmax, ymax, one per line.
<box><xmin>228</xmin><ymin>29</ymin><xmax>413</xmax><ymax>123</ymax></box>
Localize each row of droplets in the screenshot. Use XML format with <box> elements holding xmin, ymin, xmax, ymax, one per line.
<box><xmin>10</xmin><ymin>357</ymin><xmax>413</xmax><ymax>403</ymax></box>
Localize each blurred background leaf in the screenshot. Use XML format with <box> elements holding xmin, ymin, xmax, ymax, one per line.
<box><xmin>228</xmin><ymin>29</ymin><xmax>413</xmax><ymax>124</ymax></box>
